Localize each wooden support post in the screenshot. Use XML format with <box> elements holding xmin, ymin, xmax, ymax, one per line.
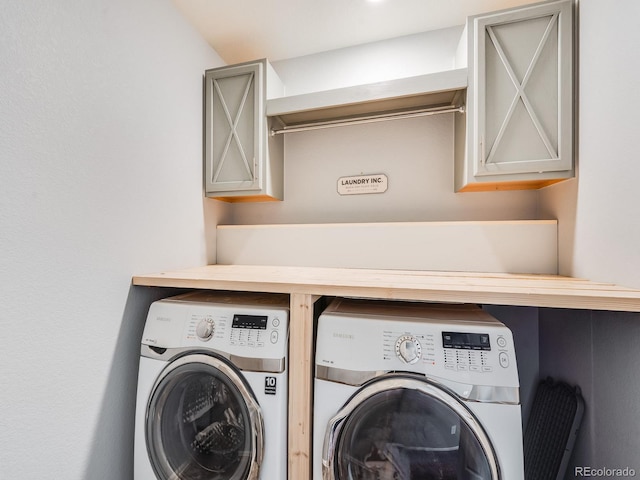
<box><xmin>288</xmin><ymin>293</ymin><xmax>318</xmax><ymax>480</ymax></box>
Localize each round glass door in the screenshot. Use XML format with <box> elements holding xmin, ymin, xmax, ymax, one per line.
<box><xmin>326</xmin><ymin>375</ymin><xmax>499</xmax><ymax>480</ymax></box>
<box><xmin>146</xmin><ymin>353</ymin><xmax>263</xmax><ymax>480</ymax></box>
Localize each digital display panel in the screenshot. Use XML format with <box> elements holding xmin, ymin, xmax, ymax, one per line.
<box><xmin>442</xmin><ymin>332</ymin><xmax>491</xmax><ymax>351</ymax></box>
<box><xmin>232</xmin><ymin>314</ymin><xmax>268</xmax><ymax>330</ymax></box>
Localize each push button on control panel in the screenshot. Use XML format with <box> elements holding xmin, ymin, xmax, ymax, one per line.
<box><xmin>499</xmin><ymin>352</ymin><xmax>510</xmax><ymax>368</ymax></box>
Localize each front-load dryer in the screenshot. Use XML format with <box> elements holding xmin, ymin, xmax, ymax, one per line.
<box><xmin>314</xmin><ymin>298</ymin><xmax>524</xmax><ymax>480</ymax></box>
<box><xmin>134</xmin><ymin>291</ymin><xmax>289</xmax><ymax>480</ymax></box>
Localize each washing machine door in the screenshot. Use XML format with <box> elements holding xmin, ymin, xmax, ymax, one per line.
<box><xmin>145</xmin><ymin>352</ymin><xmax>263</xmax><ymax>480</ymax></box>
<box><xmin>324</xmin><ymin>374</ymin><xmax>500</xmax><ymax>480</ymax></box>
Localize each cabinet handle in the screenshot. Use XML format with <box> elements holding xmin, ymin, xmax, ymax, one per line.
<box><xmin>480</xmin><ymin>136</ymin><xmax>486</xmax><ymax>166</ymax></box>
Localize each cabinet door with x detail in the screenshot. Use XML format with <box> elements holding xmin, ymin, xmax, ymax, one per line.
<box><xmin>468</xmin><ymin>0</ymin><xmax>574</xmax><ymax>183</ymax></box>
<box><xmin>205</xmin><ymin>62</ymin><xmax>262</xmax><ymax>194</ymax></box>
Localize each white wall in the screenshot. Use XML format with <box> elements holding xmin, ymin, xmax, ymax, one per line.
<box><xmin>272</xmin><ymin>27</ymin><xmax>466</xmax><ymax>96</ymax></box>
<box><xmin>541</xmin><ymin>0</ymin><xmax>640</xmax><ymax>289</ymax></box>
<box><xmin>0</xmin><ymin>1</ymin><xmax>225</xmax><ymax>478</ymax></box>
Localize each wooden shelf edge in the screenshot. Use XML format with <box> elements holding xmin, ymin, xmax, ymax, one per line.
<box><xmin>132</xmin><ymin>265</ymin><xmax>640</xmax><ymax>312</ymax></box>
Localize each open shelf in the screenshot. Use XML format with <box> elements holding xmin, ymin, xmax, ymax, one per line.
<box><xmin>266</xmin><ymin>68</ymin><xmax>467</xmax><ymax>129</ymax></box>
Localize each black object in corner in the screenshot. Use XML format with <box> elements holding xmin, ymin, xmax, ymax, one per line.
<box><xmin>524</xmin><ymin>377</ymin><xmax>585</xmax><ymax>480</ymax></box>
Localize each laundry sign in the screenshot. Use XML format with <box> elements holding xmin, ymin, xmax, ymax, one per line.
<box><xmin>337</xmin><ymin>174</ymin><xmax>388</xmax><ymax>196</ymax></box>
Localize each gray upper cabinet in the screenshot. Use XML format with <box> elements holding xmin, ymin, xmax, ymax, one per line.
<box><xmin>456</xmin><ymin>0</ymin><xmax>574</xmax><ymax>192</ymax></box>
<box><xmin>205</xmin><ymin>59</ymin><xmax>284</xmax><ymax>201</ymax></box>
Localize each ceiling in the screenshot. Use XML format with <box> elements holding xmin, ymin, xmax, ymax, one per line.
<box><xmin>172</xmin><ymin>0</ymin><xmax>541</xmax><ymax>65</ymax></box>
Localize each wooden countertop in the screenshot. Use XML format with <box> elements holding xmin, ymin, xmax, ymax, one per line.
<box><xmin>133</xmin><ymin>264</ymin><xmax>640</xmax><ymax>312</ymax></box>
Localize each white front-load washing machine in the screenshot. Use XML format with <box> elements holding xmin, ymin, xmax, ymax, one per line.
<box><xmin>314</xmin><ymin>298</ymin><xmax>524</xmax><ymax>480</ymax></box>
<box><xmin>134</xmin><ymin>291</ymin><xmax>289</xmax><ymax>480</ymax></box>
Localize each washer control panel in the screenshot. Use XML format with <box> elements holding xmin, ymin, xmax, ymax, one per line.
<box><xmin>381</xmin><ymin>327</ymin><xmax>513</xmax><ymax>375</ymax></box>
<box><xmin>317</xmin><ymin>299</ymin><xmax>518</xmax><ymax>387</ymax></box>
<box><xmin>184</xmin><ymin>311</ymin><xmax>285</xmax><ymax>350</ymax></box>
<box><xmin>230</xmin><ymin>313</ymin><xmax>282</xmax><ymax>348</ymax></box>
<box><xmin>442</xmin><ymin>331</ymin><xmax>512</xmax><ymax>373</ymax></box>
<box><xmin>143</xmin><ymin>292</ymin><xmax>289</xmax><ymax>358</ymax></box>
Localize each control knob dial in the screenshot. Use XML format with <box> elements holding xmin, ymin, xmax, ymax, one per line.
<box><xmin>196</xmin><ymin>318</ymin><xmax>215</xmax><ymax>341</ymax></box>
<box><xmin>395</xmin><ymin>335</ymin><xmax>422</xmax><ymax>364</ymax></box>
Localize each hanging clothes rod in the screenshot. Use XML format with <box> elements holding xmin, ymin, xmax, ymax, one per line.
<box><xmin>270</xmin><ymin>104</ymin><xmax>465</xmax><ymax>136</ymax></box>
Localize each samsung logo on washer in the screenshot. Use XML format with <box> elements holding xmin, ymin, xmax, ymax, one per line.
<box><xmin>333</xmin><ymin>332</ymin><xmax>355</xmax><ymax>340</ymax></box>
